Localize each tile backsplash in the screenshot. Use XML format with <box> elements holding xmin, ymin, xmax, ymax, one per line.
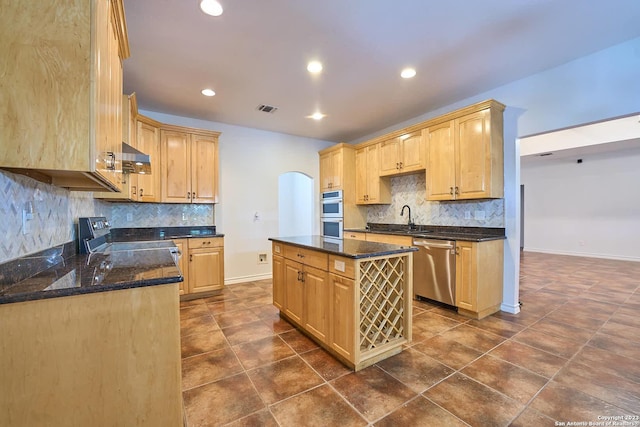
<box><xmin>366</xmin><ymin>173</ymin><xmax>504</xmax><ymax>227</ymax></box>
<box><xmin>0</xmin><ymin>171</ymin><xmax>214</xmax><ymax>264</ymax></box>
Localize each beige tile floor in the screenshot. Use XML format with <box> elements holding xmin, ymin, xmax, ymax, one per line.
<box><xmin>180</xmin><ymin>252</ymin><xmax>640</xmax><ymax>426</ymax></box>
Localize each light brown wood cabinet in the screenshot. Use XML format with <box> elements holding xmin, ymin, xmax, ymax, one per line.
<box><xmin>455</xmin><ymin>239</ymin><xmax>504</xmax><ymax>319</ymax></box>
<box><xmin>426</xmin><ymin>106</ymin><xmax>504</xmax><ymax>200</ymax></box>
<box><xmin>161</xmin><ymin>128</ymin><xmax>220</xmax><ymax>204</ymax></box>
<box><xmin>379</xmin><ymin>130</ymin><xmax>425</xmax><ymax>176</ymax></box>
<box><xmin>328</xmin><ymin>273</ymin><xmax>355</xmax><ymax>361</ymax></box>
<box><xmin>188</xmin><ymin>237</ymin><xmax>225</xmax><ymax>294</ymax></box>
<box><xmin>344</xmin><ymin>231</ymin><xmax>367</xmax><ymax>241</ymax></box>
<box><xmin>95</xmin><ymin>93</ymin><xmax>141</xmax><ymax>201</ymax></box>
<box><xmin>272</xmin><ymin>240</ymin><xmax>413</xmax><ymax>370</ymax></box>
<box><xmin>175</xmin><ymin>237</ymin><xmax>225</xmax><ymax>298</ymax></box>
<box><xmin>355</xmin><ymin>144</ymin><xmax>390</xmax><ymax>205</ymax></box>
<box><xmin>0</xmin><ymin>283</ymin><xmax>182</xmax><ymax>426</ymax></box>
<box><xmin>272</xmin><ymin>254</ymin><xmax>285</xmax><ymax>310</ymax></box>
<box><xmin>136</xmin><ymin>116</ymin><xmax>162</xmax><ymax>202</ymax></box>
<box><xmin>172</xmin><ymin>239</ymin><xmax>189</xmax><ymax>296</ymax></box>
<box><xmin>0</xmin><ymin>0</ymin><xmax>129</xmax><ymax>192</ymax></box>
<box><xmin>274</xmin><ymin>242</ymin><xmax>330</xmax><ymax>343</ymax></box>
<box><xmin>319</xmin><ymin>148</ymin><xmax>344</xmax><ymax>191</ymax></box>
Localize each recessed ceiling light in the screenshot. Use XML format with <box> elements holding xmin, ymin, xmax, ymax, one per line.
<box><xmin>307</xmin><ymin>112</ymin><xmax>326</xmax><ymax>120</ymax></box>
<box><xmin>400</xmin><ymin>68</ymin><xmax>416</xmax><ymax>79</ymax></box>
<box><xmin>200</xmin><ymin>0</ymin><xmax>223</xmax><ymax>16</ymax></box>
<box><xmin>307</xmin><ymin>61</ymin><xmax>323</xmax><ymax>74</ymax></box>
<box><xmin>201</xmin><ymin>88</ymin><xmax>216</xmax><ymax>97</ymax></box>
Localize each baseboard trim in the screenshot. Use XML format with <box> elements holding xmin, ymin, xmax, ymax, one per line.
<box><xmin>225</xmin><ymin>273</ymin><xmax>272</xmax><ymax>285</ymax></box>
<box><xmin>523</xmin><ymin>248</ymin><xmax>640</xmax><ymax>263</ymax></box>
<box><xmin>500</xmin><ymin>302</ymin><xmax>521</xmax><ymax>314</ymax></box>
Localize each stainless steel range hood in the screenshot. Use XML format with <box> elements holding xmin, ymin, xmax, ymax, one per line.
<box><xmin>118</xmin><ymin>142</ymin><xmax>151</xmax><ymax>174</ymax></box>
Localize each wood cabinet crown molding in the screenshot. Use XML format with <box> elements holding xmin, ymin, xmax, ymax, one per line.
<box><xmin>354</xmin><ymin>99</ymin><xmax>505</xmax><ymax>150</ymax></box>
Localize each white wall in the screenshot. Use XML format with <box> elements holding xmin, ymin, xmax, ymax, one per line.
<box><xmin>139</xmin><ymin>110</ymin><xmax>334</xmax><ymax>283</ymax></box>
<box><xmin>278</xmin><ymin>172</ymin><xmax>314</xmax><ymax>237</ymax></box>
<box><xmin>521</xmin><ymin>147</ymin><xmax>640</xmax><ymax>261</ymax></box>
<box><xmin>349</xmin><ymin>36</ymin><xmax>640</xmax><ymax>313</ymax></box>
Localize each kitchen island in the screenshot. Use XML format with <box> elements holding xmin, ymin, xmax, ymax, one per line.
<box><xmin>270</xmin><ymin>236</ymin><xmax>417</xmax><ymax>370</ymax></box>
<box><xmin>0</xmin><ymin>242</ymin><xmax>184</xmax><ymax>427</ymax></box>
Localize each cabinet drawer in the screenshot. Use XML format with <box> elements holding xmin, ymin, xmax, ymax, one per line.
<box><xmin>189</xmin><ymin>237</ymin><xmax>223</xmax><ymax>249</ymax></box>
<box><xmin>344</xmin><ymin>231</ymin><xmax>367</xmax><ymax>241</ymax></box>
<box><xmin>283</xmin><ymin>245</ymin><xmax>328</xmax><ymax>270</ymax></box>
<box><xmin>328</xmin><ymin>255</ymin><xmax>355</xmax><ymax>279</ymax></box>
<box><xmin>366</xmin><ymin>233</ymin><xmax>413</xmax><ymax>246</ymax></box>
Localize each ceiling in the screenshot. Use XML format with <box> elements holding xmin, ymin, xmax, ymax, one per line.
<box><xmin>122</xmin><ymin>0</ymin><xmax>640</xmax><ymax>142</ymax></box>
<box><xmin>520</xmin><ymin>114</ymin><xmax>640</xmax><ymax>165</ymax></box>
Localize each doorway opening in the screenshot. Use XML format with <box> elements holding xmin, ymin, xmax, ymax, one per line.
<box><xmin>278</xmin><ymin>172</ymin><xmax>314</xmax><ymax>237</ymax></box>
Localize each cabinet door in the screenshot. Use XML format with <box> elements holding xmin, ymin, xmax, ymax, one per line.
<box><xmin>303</xmin><ymin>266</ymin><xmax>329</xmax><ymax>344</ymax></box>
<box><xmin>136</xmin><ymin>120</ymin><xmax>160</xmax><ymax>202</ymax></box>
<box><xmin>426</xmin><ymin>121</ymin><xmax>456</xmax><ymax>200</ymax></box>
<box><xmin>365</xmin><ymin>144</ymin><xmax>383</xmax><ymax>203</ymax></box>
<box><xmin>355</xmin><ymin>147</ymin><xmax>368</xmax><ymax>204</ymax></box>
<box><xmin>456</xmin><ymin>110</ymin><xmax>491</xmax><ymax>199</ymax></box>
<box><xmin>319</xmin><ymin>152</ymin><xmax>333</xmax><ymax>191</ymax></box>
<box><xmin>329</xmin><ymin>273</ymin><xmax>355</xmax><ymax>361</ymax></box>
<box><xmin>330</xmin><ymin>149</ymin><xmax>343</xmax><ymax>190</ymax></box>
<box><xmin>284</xmin><ymin>259</ymin><xmax>304</xmax><ymax>324</ymax></box>
<box><xmin>189</xmin><ymin>247</ymin><xmax>224</xmax><ymax>293</ymax></box>
<box><xmin>272</xmin><ymin>254</ymin><xmax>285</xmax><ymax>310</ymax></box>
<box><xmin>379</xmin><ymin>139</ymin><xmax>400</xmax><ymax>176</ymax></box>
<box><xmin>161</xmin><ymin>130</ymin><xmax>191</xmax><ymax>203</ymax></box>
<box><xmin>400</xmin><ymin>130</ymin><xmax>425</xmax><ymax>172</ymax></box>
<box><xmin>455</xmin><ymin>241</ymin><xmax>477</xmax><ymax>312</ymax></box>
<box><xmin>173</xmin><ymin>239</ymin><xmax>189</xmax><ymax>296</ymax></box>
<box><xmin>191</xmin><ymin>134</ymin><xmax>218</xmax><ymax>203</ymax></box>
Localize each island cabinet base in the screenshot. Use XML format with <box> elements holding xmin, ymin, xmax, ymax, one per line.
<box><xmin>272</xmin><ymin>239</ymin><xmax>414</xmax><ymax>371</ymax></box>
<box><xmin>0</xmin><ymin>284</ymin><xmax>182</xmax><ymax>427</ymax></box>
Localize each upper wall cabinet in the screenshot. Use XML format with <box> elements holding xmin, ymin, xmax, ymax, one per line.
<box><xmin>136</xmin><ymin>116</ymin><xmax>162</xmax><ymax>202</ymax></box>
<box><xmin>0</xmin><ymin>0</ymin><xmax>130</xmax><ymax>191</ymax></box>
<box><xmin>426</xmin><ymin>104</ymin><xmax>504</xmax><ymax>200</ymax></box>
<box><xmin>160</xmin><ymin>126</ymin><xmax>220</xmax><ymax>204</ymax></box>
<box><xmin>355</xmin><ymin>144</ymin><xmax>390</xmax><ymax>205</ymax></box>
<box><xmin>319</xmin><ymin>147</ymin><xmax>344</xmax><ymax>191</ymax></box>
<box><xmin>379</xmin><ymin>130</ymin><xmax>426</xmax><ymax>177</ymax></box>
<box><xmin>95</xmin><ymin>93</ymin><xmax>140</xmax><ymax>201</ymax></box>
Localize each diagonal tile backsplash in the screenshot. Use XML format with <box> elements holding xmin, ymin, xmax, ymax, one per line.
<box><xmin>367</xmin><ymin>173</ymin><xmax>504</xmax><ymax>227</ymax></box>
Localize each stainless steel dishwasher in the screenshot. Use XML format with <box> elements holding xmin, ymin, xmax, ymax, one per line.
<box><xmin>412</xmin><ymin>238</ymin><xmax>456</xmax><ymax>306</ymax></box>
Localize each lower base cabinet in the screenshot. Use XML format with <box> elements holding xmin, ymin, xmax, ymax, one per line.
<box><xmin>455</xmin><ymin>239</ymin><xmax>504</xmax><ymax>319</ymax></box>
<box><xmin>271</xmin><ymin>241</ymin><xmax>413</xmax><ymax>370</ymax></box>
<box><xmin>175</xmin><ymin>237</ymin><xmax>225</xmax><ymax>298</ymax></box>
<box><xmin>0</xmin><ymin>284</ymin><xmax>182</xmax><ymax>426</ymax></box>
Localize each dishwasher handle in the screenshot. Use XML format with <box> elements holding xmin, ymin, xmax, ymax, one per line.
<box><xmin>412</xmin><ymin>240</ymin><xmax>455</xmax><ymax>249</ymax></box>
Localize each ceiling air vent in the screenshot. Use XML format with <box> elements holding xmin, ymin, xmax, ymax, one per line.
<box><xmin>256</xmin><ymin>104</ymin><xmax>278</xmax><ymax>114</ymax></box>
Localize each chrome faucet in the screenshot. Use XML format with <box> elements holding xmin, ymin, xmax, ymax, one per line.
<box><xmin>400</xmin><ymin>205</ymin><xmax>415</xmax><ymax>229</ymax></box>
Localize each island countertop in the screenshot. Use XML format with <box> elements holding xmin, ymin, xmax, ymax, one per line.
<box><xmin>268</xmin><ymin>235</ymin><xmax>417</xmax><ymax>259</ymax></box>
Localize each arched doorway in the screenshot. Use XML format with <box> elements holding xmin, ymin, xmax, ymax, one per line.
<box><xmin>278</xmin><ymin>172</ymin><xmax>314</xmax><ymax>237</ymax></box>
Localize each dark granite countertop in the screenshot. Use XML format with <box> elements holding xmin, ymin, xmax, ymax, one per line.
<box><xmin>0</xmin><ymin>242</ymin><xmax>182</xmax><ymax>305</ymax></box>
<box><xmin>345</xmin><ymin>224</ymin><xmax>506</xmax><ymax>242</ymax></box>
<box><xmin>269</xmin><ymin>235</ymin><xmax>417</xmax><ymax>259</ymax></box>
<box><xmin>111</xmin><ymin>226</ymin><xmax>223</xmax><ymax>241</ymax></box>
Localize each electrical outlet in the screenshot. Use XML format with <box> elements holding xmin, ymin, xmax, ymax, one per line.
<box><xmin>258</xmin><ymin>253</ymin><xmax>268</xmax><ymax>264</ymax></box>
<box><xmin>579</xmin><ymin>240</ymin><xmax>586</xmax><ymax>247</ymax></box>
<box><xmin>464</xmin><ymin>211</ymin><xmax>471</xmax><ymax>219</ymax></box>
<box><xmin>474</xmin><ymin>210</ymin><xmax>486</xmax><ymax>220</ymax></box>
<box><xmin>182</xmin><ymin>212</ymin><xmax>187</xmax><ymax>221</ymax></box>
<box><xmin>126</xmin><ymin>213</ymin><xmax>133</xmax><ymax>222</ymax></box>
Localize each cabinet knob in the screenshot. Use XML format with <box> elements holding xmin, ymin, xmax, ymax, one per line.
<box><xmin>192</xmin><ymin>192</ymin><xmax>196</xmax><ymax>199</ymax></box>
<box><xmin>139</xmin><ymin>188</ymin><xmax>144</xmax><ymax>197</ymax></box>
<box><xmin>399</xmin><ymin>161</ymin><xmax>403</xmax><ymax>169</ymax></box>
<box><xmin>455</xmin><ymin>187</ymin><xmax>459</xmax><ymax>196</ymax></box>
<box><xmin>187</xmin><ymin>192</ymin><xmax>191</xmax><ymax>199</ymax></box>
<box><xmin>449</xmin><ymin>187</ymin><xmax>454</xmax><ymax>196</ymax></box>
<box><xmin>190</xmin><ymin>254</ymin><xmax>193</xmax><ymax>261</ymax></box>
